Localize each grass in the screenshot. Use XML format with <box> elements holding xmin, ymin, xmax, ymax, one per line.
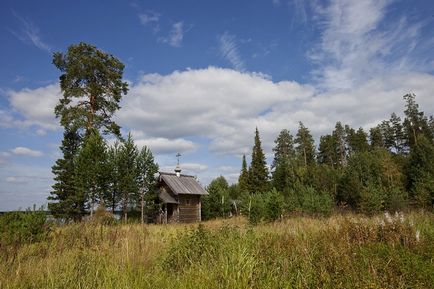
<box><xmin>1</xmin><ymin>211</ymin><xmax>433</xmax><ymax>289</ymax></box>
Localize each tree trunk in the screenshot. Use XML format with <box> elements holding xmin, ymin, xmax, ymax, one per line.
<box><xmin>87</xmin><ymin>95</ymin><xmax>96</xmax><ymax>133</ymax></box>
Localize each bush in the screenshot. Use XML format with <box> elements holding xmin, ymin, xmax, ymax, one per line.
<box><xmin>299</xmin><ymin>186</ymin><xmax>333</xmax><ymax>216</ymax></box>
<box><xmin>384</xmin><ymin>187</ymin><xmax>408</xmax><ymax>212</ymax></box>
<box><xmin>264</xmin><ymin>189</ymin><xmax>284</xmax><ymax>221</ymax></box>
<box><xmin>358</xmin><ymin>183</ymin><xmax>385</xmax><ymax>215</ymax></box>
<box><xmin>91</xmin><ymin>204</ymin><xmax>117</xmax><ymax>225</ymax></box>
<box><xmin>0</xmin><ymin>207</ymin><xmax>48</xmax><ymax>247</ymax></box>
<box><xmin>285</xmin><ymin>184</ymin><xmax>333</xmax><ymax>216</ymax></box>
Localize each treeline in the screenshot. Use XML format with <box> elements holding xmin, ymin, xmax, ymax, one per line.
<box><xmin>48</xmin><ymin>43</ymin><xmax>159</xmax><ymax>222</ymax></box>
<box><xmin>49</xmin><ymin>131</ymin><xmax>158</xmax><ymax>222</ymax></box>
<box><xmin>202</xmin><ymin>93</ymin><xmax>434</xmax><ymax>222</ymax></box>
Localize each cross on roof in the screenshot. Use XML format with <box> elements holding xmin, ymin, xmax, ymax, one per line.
<box><xmin>176</xmin><ymin>152</ymin><xmax>181</xmax><ymax>165</ymax></box>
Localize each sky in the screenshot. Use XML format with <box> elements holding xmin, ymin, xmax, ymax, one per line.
<box><xmin>1</xmin><ymin>0</ymin><xmax>434</xmax><ymax>211</ymax></box>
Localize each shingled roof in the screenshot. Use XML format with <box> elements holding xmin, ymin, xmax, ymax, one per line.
<box><xmin>159</xmin><ymin>172</ymin><xmax>208</xmax><ymax>196</ymax></box>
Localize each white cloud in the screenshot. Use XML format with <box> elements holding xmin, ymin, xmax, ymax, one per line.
<box><xmin>118</xmin><ymin>67</ymin><xmax>314</xmax><ymax>155</ymax></box>
<box><xmin>6</xmin><ymin>84</ymin><xmax>60</xmax><ymax>131</ymax></box>
<box><xmin>218</xmin><ymin>32</ymin><xmax>246</xmax><ymax>71</ymax></box>
<box><xmin>309</xmin><ymin>0</ymin><xmax>429</xmax><ymax>90</ymax></box>
<box><xmin>10</xmin><ymin>147</ymin><xmax>43</xmax><ymax>157</ymax></box>
<box><xmin>159</xmin><ymin>22</ymin><xmax>185</xmax><ymax>47</ymax></box>
<box><xmin>135</xmin><ymin>137</ymin><xmax>197</xmax><ymax>154</ymax></box>
<box><xmin>138</xmin><ymin>11</ymin><xmax>160</xmax><ymax>33</ymax></box>
<box><xmin>160</xmin><ymin>162</ymin><xmax>208</xmax><ymax>177</ymax></box>
<box><xmin>10</xmin><ymin>11</ymin><xmax>51</xmax><ymax>53</ymax></box>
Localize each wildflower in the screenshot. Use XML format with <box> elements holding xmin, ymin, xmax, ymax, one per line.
<box><xmin>384</xmin><ymin>212</ymin><xmax>392</xmax><ymax>223</ymax></box>
<box><xmin>399</xmin><ymin>212</ymin><xmax>404</xmax><ymax>223</ymax></box>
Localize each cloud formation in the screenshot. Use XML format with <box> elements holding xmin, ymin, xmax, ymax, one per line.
<box><xmin>218</xmin><ymin>32</ymin><xmax>246</xmax><ymax>71</ymax></box>
<box><xmin>159</xmin><ymin>22</ymin><xmax>185</xmax><ymax>47</ymax></box>
<box><xmin>10</xmin><ymin>11</ymin><xmax>51</xmax><ymax>53</ymax></box>
<box><xmin>5</xmin><ymin>84</ymin><xmax>60</xmax><ymax>132</ymax></box>
<box><xmin>309</xmin><ymin>0</ymin><xmax>430</xmax><ymax>90</ymax></box>
<box><xmin>10</xmin><ymin>147</ymin><xmax>43</xmax><ymax>157</ymax></box>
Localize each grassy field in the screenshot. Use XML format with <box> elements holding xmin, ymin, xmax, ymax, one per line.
<box><xmin>1</xmin><ymin>212</ymin><xmax>433</xmax><ymax>289</ymax></box>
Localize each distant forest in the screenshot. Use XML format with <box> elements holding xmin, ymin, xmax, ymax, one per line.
<box><xmin>47</xmin><ymin>42</ymin><xmax>433</xmax><ymax>223</ymax></box>
<box><xmin>202</xmin><ymin>92</ymin><xmax>434</xmax><ymax>223</ymax></box>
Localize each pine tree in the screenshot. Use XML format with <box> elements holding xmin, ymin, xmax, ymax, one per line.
<box><xmin>369</xmin><ymin>126</ymin><xmax>384</xmax><ymax>149</ymax></box>
<box><xmin>407</xmin><ymin>135</ymin><xmax>434</xmax><ymax>207</ymax></box>
<box><xmin>48</xmin><ymin>128</ymin><xmax>83</xmax><ymax>221</ymax></box>
<box><xmin>105</xmin><ymin>141</ymin><xmax>121</xmax><ymax>213</ymax></box>
<box><xmin>53</xmin><ymin>42</ymin><xmax>128</xmax><ymax>137</ymax></box>
<box><xmin>390</xmin><ymin>113</ymin><xmax>405</xmax><ymax>154</ymax></box>
<box><xmin>249</xmin><ymin>128</ymin><xmax>269</xmax><ymax>194</ymax></box>
<box><xmin>118</xmin><ymin>133</ymin><xmax>139</xmax><ymax>221</ymax></box>
<box><xmin>136</xmin><ymin>146</ymin><xmax>159</xmax><ymax>224</ymax></box>
<box><xmin>332</xmin><ymin>122</ymin><xmax>347</xmax><ymax>166</ymax></box>
<box><xmin>272</xmin><ymin>129</ymin><xmax>295</xmax><ymax>191</ymax></box>
<box><xmin>295</xmin><ymin>122</ymin><xmax>316</xmax><ymax>167</ymax></box>
<box><xmin>74</xmin><ymin>129</ymin><xmax>108</xmax><ymax>217</ymax></box>
<box><xmin>238</xmin><ymin>154</ymin><xmax>250</xmax><ymax>193</ymax></box>
<box><xmin>318</xmin><ymin>134</ymin><xmax>336</xmax><ymax>167</ymax></box>
<box><xmin>403</xmin><ymin>93</ymin><xmax>432</xmax><ymax>149</ymax></box>
<box><xmin>347</xmin><ymin>127</ymin><xmax>369</xmax><ymax>154</ymax></box>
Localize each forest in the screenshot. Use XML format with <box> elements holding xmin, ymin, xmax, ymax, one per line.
<box><xmin>202</xmin><ymin>92</ymin><xmax>434</xmax><ymax>223</ymax></box>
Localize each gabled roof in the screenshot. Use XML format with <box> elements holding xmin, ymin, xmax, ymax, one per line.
<box><xmin>159</xmin><ymin>172</ymin><xmax>208</xmax><ymax>196</ymax></box>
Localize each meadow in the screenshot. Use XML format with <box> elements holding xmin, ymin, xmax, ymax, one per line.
<box><xmin>1</xmin><ymin>211</ymin><xmax>433</xmax><ymax>289</ymax></box>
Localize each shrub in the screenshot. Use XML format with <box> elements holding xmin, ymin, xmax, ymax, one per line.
<box><xmin>248</xmin><ymin>193</ymin><xmax>266</xmax><ymax>224</ymax></box>
<box><xmin>358</xmin><ymin>183</ymin><xmax>385</xmax><ymax>215</ymax></box>
<box><xmin>0</xmin><ymin>207</ymin><xmax>48</xmax><ymax>247</ymax></box>
<box><xmin>384</xmin><ymin>187</ymin><xmax>408</xmax><ymax>212</ymax></box>
<box><xmin>264</xmin><ymin>189</ymin><xmax>284</xmax><ymax>221</ymax></box>
<box><xmin>91</xmin><ymin>204</ymin><xmax>117</xmax><ymax>225</ymax></box>
<box><xmin>299</xmin><ymin>186</ymin><xmax>333</xmax><ymax>216</ymax></box>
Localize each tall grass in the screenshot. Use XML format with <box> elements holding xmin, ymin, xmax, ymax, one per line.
<box><xmin>1</xmin><ymin>212</ymin><xmax>433</xmax><ymax>288</ymax></box>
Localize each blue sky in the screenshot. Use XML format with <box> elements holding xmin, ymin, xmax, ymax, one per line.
<box><xmin>1</xmin><ymin>0</ymin><xmax>434</xmax><ymax>210</ymax></box>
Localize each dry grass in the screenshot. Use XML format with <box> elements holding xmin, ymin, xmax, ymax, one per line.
<box><xmin>1</xmin><ymin>211</ymin><xmax>433</xmax><ymax>288</ymax></box>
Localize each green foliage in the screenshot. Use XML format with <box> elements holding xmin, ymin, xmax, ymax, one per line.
<box><xmin>295</xmin><ymin>122</ymin><xmax>316</xmax><ymax>166</ymax></box>
<box><xmin>358</xmin><ymin>183</ymin><xmax>385</xmax><ymax>215</ymax></box>
<box><xmin>246</xmin><ymin>189</ymin><xmax>285</xmax><ymax>224</ymax></box>
<box><xmin>48</xmin><ymin>128</ymin><xmax>84</xmax><ymax>221</ymax></box>
<box><xmin>237</xmin><ymin>154</ymin><xmax>249</xmax><ymax>193</ymax></box>
<box><xmin>53</xmin><ymin>42</ymin><xmax>128</xmax><ymax>136</ymax></box>
<box><xmin>117</xmin><ymin>133</ymin><xmax>139</xmax><ymax>219</ymax></box>
<box><xmin>202</xmin><ymin>176</ymin><xmax>231</xmax><ymax>220</ymax></box>
<box><xmin>338</xmin><ymin>149</ymin><xmax>404</xmax><ymax>213</ymax></box>
<box><xmin>0</xmin><ymin>208</ymin><xmax>48</xmax><ymax>247</ymax></box>
<box><xmin>74</xmin><ymin>129</ymin><xmax>108</xmax><ymax>213</ymax></box>
<box><xmin>264</xmin><ymin>188</ymin><xmax>284</xmax><ymax>221</ymax></box>
<box><xmin>384</xmin><ymin>187</ymin><xmax>408</xmax><ymax>212</ymax></box>
<box><xmin>286</xmin><ymin>184</ymin><xmax>333</xmax><ymax>216</ymax></box>
<box><xmin>272</xmin><ymin>129</ymin><xmax>296</xmax><ymax>191</ymax></box>
<box><xmin>136</xmin><ymin>146</ymin><xmax>159</xmax><ymax>221</ymax></box>
<box><xmin>407</xmin><ymin>135</ymin><xmax>434</xmax><ymax>207</ymax></box>
<box><xmin>249</xmin><ymin>128</ymin><xmax>269</xmax><ymax>194</ymax></box>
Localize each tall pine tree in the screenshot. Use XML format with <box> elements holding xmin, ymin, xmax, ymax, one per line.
<box><xmin>249</xmin><ymin>128</ymin><xmax>269</xmax><ymax>194</ymax></box>
<box><xmin>295</xmin><ymin>122</ymin><xmax>316</xmax><ymax>167</ymax></box>
<box><xmin>272</xmin><ymin>129</ymin><xmax>295</xmax><ymax>191</ymax></box>
<box><xmin>136</xmin><ymin>146</ymin><xmax>159</xmax><ymax>224</ymax></box>
<box><xmin>118</xmin><ymin>133</ymin><xmax>139</xmax><ymax>221</ymax></box>
<box><xmin>238</xmin><ymin>154</ymin><xmax>250</xmax><ymax>193</ymax></box>
<box><xmin>48</xmin><ymin>128</ymin><xmax>83</xmax><ymax>221</ymax></box>
<box><xmin>74</xmin><ymin>129</ymin><xmax>108</xmax><ymax>217</ymax></box>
